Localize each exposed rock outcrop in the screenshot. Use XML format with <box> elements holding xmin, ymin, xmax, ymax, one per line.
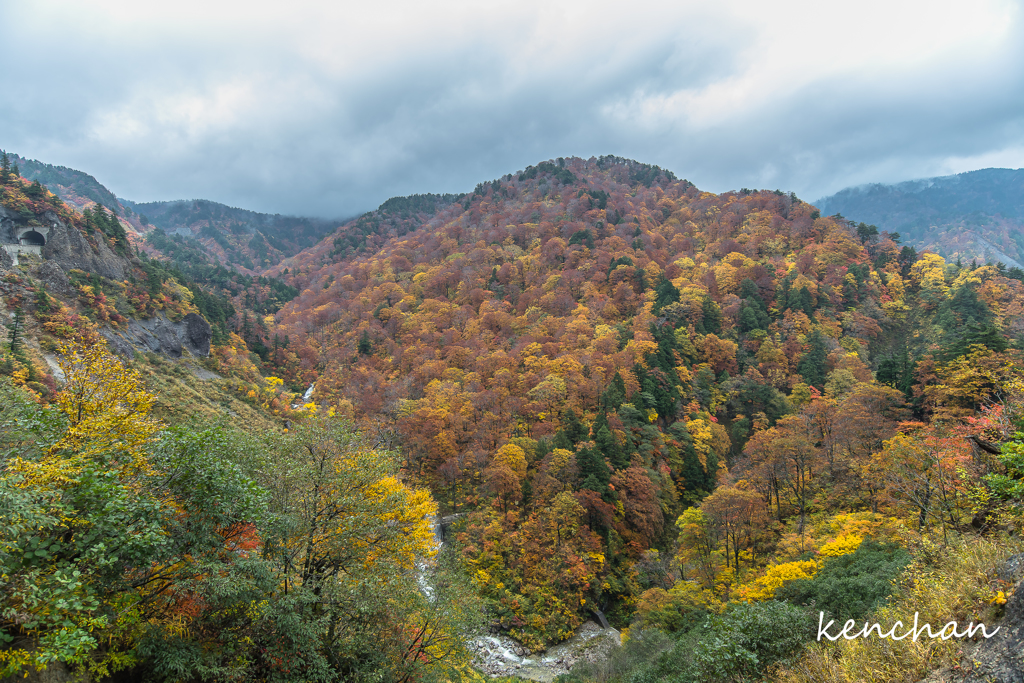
<box><xmin>1</xmin><ymin>204</ymin><xmax>129</xmax><ymax>279</ymax></box>
<box><xmin>39</xmin><ymin>210</ymin><xmax>126</xmax><ymax>280</ymax></box>
<box><xmin>471</xmin><ymin>621</ymin><xmax>621</xmax><ymax>682</ymax></box>
<box><xmin>0</xmin><ymin>206</ymin><xmax>19</xmax><ymax>245</ymax></box>
<box><xmin>961</xmin><ymin>553</ymin><xmax>1024</xmax><ymax>683</ymax></box>
<box><xmin>101</xmin><ymin>312</ymin><xmax>212</xmax><ymax>358</ymax></box>
<box><xmin>34</xmin><ymin>261</ymin><xmax>76</xmax><ymax>299</ymax></box>
<box><xmin>438</xmin><ymin>513</ymin><xmax>467</xmax><ymax>543</ymax></box>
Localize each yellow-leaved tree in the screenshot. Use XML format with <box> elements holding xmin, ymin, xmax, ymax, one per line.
<box><xmin>259</xmin><ymin>417</ymin><xmax>480</xmax><ymax>681</ymax></box>
<box><xmin>12</xmin><ymin>339</ymin><xmax>162</xmax><ymax>488</ymax></box>
<box><xmin>2</xmin><ymin>339</ymin><xmax>481</xmax><ymax>682</ymax></box>
<box><xmin>1</xmin><ymin>338</ymin><xmax>166</xmax><ymax>678</ymax></box>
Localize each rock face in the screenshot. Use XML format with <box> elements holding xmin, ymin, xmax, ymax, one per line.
<box><xmin>0</xmin><ymin>206</ymin><xmax>19</xmax><ymax>245</ymax></box>
<box><xmin>101</xmin><ymin>312</ymin><xmax>212</xmax><ymax>358</ymax></box>
<box><xmin>34</xmin><ymin>261</ymin><xmax>76</xmax><ymax>298</ymax></box>
<box><xmin>1</xmin><ymin>205</ymin><xmax>129</xmax><ymax>279</ymax></box>
<box><xmin>40</xmin><ymin>210</ymin><xmax>127</xmax><ymax>280</ymax></box>
<box><xmin>438</xmin><ymin>513</ymin><xmax>467</xmax><ymax>543</ymax></box>
<box><xmin>471</xmin><ymin>621</ymin><xmax>621</xmax><ymax>682</ymax></box>
<box><xmin>1</xmin><ymin>207</ymin><xmax>20</xmax><ymax>270</ymax></box>
<box><xmin>178</xmin><ymin>312</ymin><xmax>213</xmax><ymax>356</ymax></box>
<box><xmin>961</xmin><ymin>553</ymin><xmax>1024</xmax><ymax>683</ymax></box>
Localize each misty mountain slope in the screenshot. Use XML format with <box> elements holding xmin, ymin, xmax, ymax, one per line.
<box><xmin>816</xmin><ymin>168</ymin><xmax>1024</xmax><ymax>267</ymax></box>
<box><xmin>323</xmin><ymin>192</ymin><xmax>462</xmax><ymax>261</ymax></box>
<box><xmin>123</xmin><ymin>197</ymin><xmax>343</xmax><ymax>273</ymax></box>
<box><xmin>0</xmin><ymin>150</ymin><xmax>344</xmax><ymax>274</ymax></box>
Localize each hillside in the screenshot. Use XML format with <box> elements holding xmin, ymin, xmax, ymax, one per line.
<box><xmin>0</xmin><ymin>160</ymin><xmax>485</xmax><ymax>683</ymax></box>
<box><xmin>253</xmin><ymin>156</ymin><xmax>1024</xmax><ymax>666</ymax></box>
<box><xmin>4</xmin><ymin>154</ymin><xmax>1024</xmax><ymax>683</ymax></box>
<box><xmin>0</xmin><ymin>163</ymin><xmax>300</xmax><ymax>406</ymax></box>
<box><xmin>125</xmin><ymin>197</ymin><xmax>342</xmax><ymax>273</ymax></box>
<box><xmin>815</xmin><ymin>168</ymin><xmax>1024</xmax><ymax>268</ymax></box>
<box><xmin>2</xmin><ymin>150</ymin><xmax>343</xmax><ymax>275</ymax></box>
<box><xmin>9</xmin><ymin>152</ymin><xmax>124</xmax><ymax>214</ymax></box>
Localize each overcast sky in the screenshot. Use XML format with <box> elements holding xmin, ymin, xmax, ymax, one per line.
<box><xmin>2</xmin><ymin>0</ymin><xmax>1023</xmax><ymax>218</ymax></box>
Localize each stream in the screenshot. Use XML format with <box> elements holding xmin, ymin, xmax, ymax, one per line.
<box><xmin>470</xmin><ymin>622</ymin><xmax>621</xmax><ymax>682</ymax></box>
<box><xmin>430</xmin><ymin>515</ymin><xmax>622</xmax><ymax>681</ymax></box>
<box><xmin>291</xmin><ymin>383</ymin><xmax>316</xmax><ymax>409</ymax></box>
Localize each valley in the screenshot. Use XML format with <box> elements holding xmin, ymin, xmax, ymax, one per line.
<box><xmin>2</xmin><ymin>152</ymin><xmax>1024</xmax><ymax>682</ymax></box>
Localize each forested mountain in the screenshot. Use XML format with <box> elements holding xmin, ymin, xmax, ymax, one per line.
<box><xmin>0</xmin><ymin>151</ymin><xmax>336</xmax><ymax>347</ymax></box>
<box><xmin>251</xmin><ymin>156</ymin><xmax>1024</xmax><ymax>670</ymax></box>
<box><xmin>816</xmin><ymin>168</ymin><xmax>1024</xmax><ymax>268</ymax></box>
<box><xmin>324</xmin><ymin>192</ymin><xmax>462</xmax><ymax>260</ymax></box>
<box><xmin>0</xmin><ymin>163</ymin><xmax>483</xmax><ymax>682</ymax></box>
<box><xmin>125</xmin><ymin>197</ymin><xmax>342</xmax><ymax>273</ymax></box>
<box><xmin>2</xmin><ymin>150</ymin><xmax>344</xmax><ymax>275</ymax></box>
<box><xmin>4</xmin><ymin>153</ymin><xmax>1024</xmax><ymax>683</ymax></box>
<box><xmin>8</xmin><ymin>152</ymin><xmax>123</xmax><ymax>214</ymax></box>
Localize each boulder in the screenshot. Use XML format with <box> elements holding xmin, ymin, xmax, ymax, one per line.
<box><xmin>178</xmin><ymin>312</ymin><xmax>212</xmax><ymax>356</ymax></box>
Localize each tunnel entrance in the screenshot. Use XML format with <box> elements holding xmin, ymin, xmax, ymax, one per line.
<box><xmin>21</xmin><ymin>230</ymin><xmax>45</xmax><ymax>246</ymax></box>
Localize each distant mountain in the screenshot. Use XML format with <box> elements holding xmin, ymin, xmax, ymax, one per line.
<box><xmin>0</xmin><ymin>151</ymin><xmax>345</xmax><ymax>274</ymax></box>
<box><xmin>815</xmin><ymin>168</ymin><xmax>1024</xmax><ymax>267</ymax></box>
<box><xmin>122</xmin><ymin>198</ymin><xmax>342</xmax><ymax>273</ymax></box>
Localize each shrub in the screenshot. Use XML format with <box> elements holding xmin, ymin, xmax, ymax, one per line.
<box><xmin>571</xmin><ymin>601</ymin><xmax>813</xmax><ymax>683</ymax></box>
<box><xmin>776</xmin><ymin>541</ymin><xmax>910</xmax><ymax>622</ymax></box>
<box><xmin>692</xmin><ymin>601</ymin><xmax>813</xmax><ymax>680</ymax></box>
<box><xmin>557</xmin><ymin>629</ymin><xmax>673</xmax><ymax>683</ymax></box>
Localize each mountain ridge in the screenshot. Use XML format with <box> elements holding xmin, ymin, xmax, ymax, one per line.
<box><xmin>256</xmin><ymin>154</ymin><xmax>1023</xmax><ymax>650</ymax></box>
<box><xmin>815</xmin><ymin>167</ymin><xmax>1024</xmax><ymax>267</ymax></box>
<box><xmin>2</xmin><ymin>150</ymin><xmax>347</xmax><ymax>274</ymax></box>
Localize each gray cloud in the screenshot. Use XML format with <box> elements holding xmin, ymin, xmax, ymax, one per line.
<box><xmin>2</xmin><ymin>0</ymin><xmax>1023</xmax><ymax>217</ymax></box>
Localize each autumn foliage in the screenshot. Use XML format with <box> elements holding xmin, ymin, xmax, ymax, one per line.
<box><xmin>237</xmin><ymin>156</ymin><xmax>1024</xmax><ymax>647</ymax></box>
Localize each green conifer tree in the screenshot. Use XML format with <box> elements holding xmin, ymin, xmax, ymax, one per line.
<box><xmin>358</xmin><ymin>329</ymin><xmax>372</xmax><ymax>355</ymax></box>
<box><xmin>595</xmin><ymin>424</ymin><xmax>627</xmax><ymax>470</ymax></box>
<box><xmin>552</xmin><ymin>430</ymin><xmax>572</xmax><ymax>451</ymax></box>
<box><xmin>797</xmin><ymin>329</ymin><xmax>829</xmax><ymax>389</ymax></box>
<box><xmin>241</xmin><ymin>311</ymin><xmax>252</xmax><ymax>342</ymax></box>
<box><xmin>601</xmin><ymin>372</ymin><xmax>627</xmax><ymax>411</ymax></box>
<box><xmin>699</xmin><ymin>297</ymin><xmax>723</xmax><ymax>334</ymax></box>
<box><xmin>576</xmin><ymin>446</ymin><xmax>610</xmax><ymax>495</ymax></box>
<box><xmin>561</xmin><ymin>408</ymin><xmax>587</xmax><ymax>445</ymax></box>
<box><xmin>652</xmin><ymin>275</ymin><xmax>680</xmax><ymax>315</ymax></box>
<box><xmin>7</xmin><ymin>307</ymin><xmax>25</xmax><ymax>355</ymax></box>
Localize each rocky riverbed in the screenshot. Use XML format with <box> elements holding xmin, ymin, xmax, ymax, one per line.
<box><xmin>471</xmin><ymin>621</ymin><xmax>621</xmax><ymax>682</ymax></box>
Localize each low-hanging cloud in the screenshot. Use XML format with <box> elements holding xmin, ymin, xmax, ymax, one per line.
<box><xmin>2</xmin><ymin>0</ymin><xmax>1022</xmax><ymax>217</ymax></box>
